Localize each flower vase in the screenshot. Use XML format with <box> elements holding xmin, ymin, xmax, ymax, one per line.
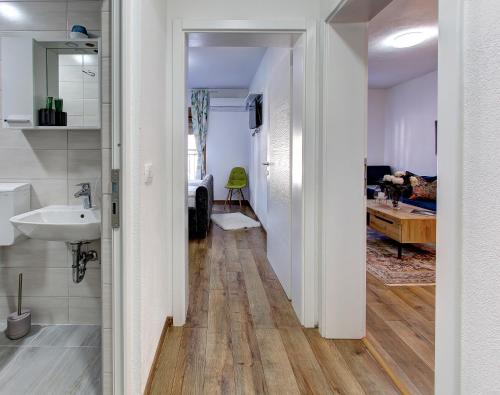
<box><xmin>391</xmin><ymin>190</ymin><xmax>401</xmax><ymax>209</ymax></box>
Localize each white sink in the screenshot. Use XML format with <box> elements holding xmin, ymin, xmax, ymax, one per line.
<box><xmin>10</xmin><ymin>205</ymin><xmax>101</xmax><ymax>242</ymax></box>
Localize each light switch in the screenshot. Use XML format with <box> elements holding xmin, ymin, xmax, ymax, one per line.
<box><xmin>144</xmin><ymin>163</ymin><xmax>153</xmax><ymax>184</ymax></box>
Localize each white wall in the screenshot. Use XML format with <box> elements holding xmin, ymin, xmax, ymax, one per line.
<box><xmin>206</xmin><ymin>111</ymin><xmax>251</xmax><ymax>201</ymax></box>
<box><xmin>321</xmin><ymin>0</ymin><xmax>341</xmax><ymax>20</ymax></box>
<box><xmin>367</xmin><ymin>88</ymin><xmax>387</xmax><ymax>165</ymax></box>
<box><xmin>461</xmin><ymin>0</ymin><xmax>500</xmax><ymax>392</ymax></box>
<box><xmin>168</xmin><ymin>0</ymin><xmax>320</xmax><ymax>19</ymax></box>
<box><xmin>367</xmin><ymin>71</ymin><xmax>438</xmax><ymax>175</ymax></box>
<box><xmin>320</xmin><ymin>22</ymin><xmax>367</xmax><ymax>339</ymax></box>
<box><xmin>136</xmin><ymin>0</ymin><xmax>169</xmax><ymax>392</ymax></box>
<box><xmin>382</xmin><ymin>71</ymin><xmax>438</xmax><ymax>175</ymax></box>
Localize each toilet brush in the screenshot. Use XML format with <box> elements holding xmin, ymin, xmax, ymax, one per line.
<box><xmin>6</xmin><ymin>273</ymin><xmax>31</xmax><ymax>340</ymax></box>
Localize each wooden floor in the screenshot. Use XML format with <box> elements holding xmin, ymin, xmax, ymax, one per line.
<box><xmin>148</xmin><ymin>205</ymin><xmax>398</xmax><ymax>394</ymax></box>
<box><xmin>366</xmin><ymin>273</ymin><xmax>435</xmax><ymax>395</ymax></box>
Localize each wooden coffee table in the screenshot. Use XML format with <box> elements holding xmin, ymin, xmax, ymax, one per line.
<box><xmin>367</xmin><ymin>200</ymin><xmax>436</xmax><ymax>259</ymax></box>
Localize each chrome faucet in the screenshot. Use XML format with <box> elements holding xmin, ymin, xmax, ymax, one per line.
<box><xmin>74</xmin><ymin>183</ymin><xmax>92</xmax><ymax>209</ymax></box>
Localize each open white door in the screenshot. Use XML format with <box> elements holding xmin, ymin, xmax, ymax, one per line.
<box><xmin>266</xmin><ymin>50</ymin><xmax>292</xmax><ymax>298</ymax></box>
<box><xmin>291</xmin><ymin>35</ymin><xmax>305</xmax><ymax>315</ymax></box>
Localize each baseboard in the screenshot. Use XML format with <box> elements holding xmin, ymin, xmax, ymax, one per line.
<box><xmin>144</xmin><ymin>316</ymin><xmax>173</xmax><ymax>395</ymax></box>
<box><xmin>362</xmin><ymin>337</ymin><xmax>411</xmax><ymax>395</ymax></box>
<box><xmin>214</xmin><ymin>199</ymin><xmax>251</xmax><ymax>206</ymax></box>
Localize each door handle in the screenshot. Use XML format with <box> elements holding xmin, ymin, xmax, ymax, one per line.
<box><xmin>4</xmin><ymin>118</ymin><xmax>31</xmax><ymax>123</ymax></box>
<box><xmin>262</xmin><ymin>162</ymin><xmax>270</xmax><ymax>166</ymax></box>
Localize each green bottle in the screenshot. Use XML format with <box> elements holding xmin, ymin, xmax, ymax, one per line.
<box><xmin>55</xmin><ymin>99</ymin><xmax>63</xmax><ymax>113</ymax></box>
<box><xmin>46</xmin><ymin>96</ymin><xmax>53</xmax><ymax>110</ymax></box>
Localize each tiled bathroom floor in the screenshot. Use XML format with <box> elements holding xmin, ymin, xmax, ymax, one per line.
<box><xmin>0</xmin><ymin>324</ymin><xmax>101</xmax><ymax>395</ymax></box>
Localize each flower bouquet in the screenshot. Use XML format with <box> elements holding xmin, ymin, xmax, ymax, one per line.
<box><xmin>380</xmin><ymin>171</ymin><xmax>414</xmax><ymax>209</ymax></box>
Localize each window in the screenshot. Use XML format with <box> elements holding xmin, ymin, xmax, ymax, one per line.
<box><xmin>188</xmin><ymin>134</ymin><xmax>199</xmax><ymax>181</ymax></box>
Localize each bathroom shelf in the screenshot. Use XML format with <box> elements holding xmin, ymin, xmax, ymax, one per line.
<box><xmin>19</xmin><ymin>126</ymin><xmax>101</xmax><ymax>130</ymax></box>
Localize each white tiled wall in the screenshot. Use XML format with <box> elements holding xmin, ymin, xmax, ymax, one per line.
<box><xmin>0</xmin><ymin>129</ymin><xmax>102</xmax><ymax>324</ymax></box>
<box><xmin>0</xmin><ymin>2</ymin><xmax>103</xmax><ymax>325</ymax></box>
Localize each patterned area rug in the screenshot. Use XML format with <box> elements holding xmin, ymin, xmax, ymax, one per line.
<box><xmin>367</xmin><ymin>229</ymin><xmax>436</xmax><ymax>286</ymax></box>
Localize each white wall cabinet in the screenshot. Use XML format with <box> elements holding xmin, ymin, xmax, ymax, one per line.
<box><xmin>1</xmin><ymin>38</ymin><xmax>35</xmax><ymax>128</ymax></box>
<box><xmin>1</xmin><ymin>38</ymin><xmax>101</xmax><ymax>130</ymax></box>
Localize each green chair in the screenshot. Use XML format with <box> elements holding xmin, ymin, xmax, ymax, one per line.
<box><xmin>224</xmin><ymin>167</ymin><xmax>248</xmax><ymax>209</ymax></box>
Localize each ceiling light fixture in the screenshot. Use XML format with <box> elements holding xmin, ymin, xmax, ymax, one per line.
<box><xmin>392</xmin><ymin>32</ymin><xmax>426</xmax><ymax>48</ymax></box>
<box><xmin>0</xmin><ymin>3</ymin><xmax>22</xmax><ymax>21</ymax></box>
<box><xmin>386</xmin><ymin>28</ymin><xmax>438</xmax><ymax>49</ymax></box>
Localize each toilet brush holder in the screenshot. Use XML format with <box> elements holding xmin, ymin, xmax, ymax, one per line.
<box><xmin>6</xmin><ymin>273</ymin><xmax>31</xmax><ymax>340</ymax></box>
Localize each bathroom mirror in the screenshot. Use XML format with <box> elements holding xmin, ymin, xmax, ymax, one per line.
<box><xmin>38</xmin><ymin>40</ymin><xmax>100</xmax><ymax>128</ymax></box>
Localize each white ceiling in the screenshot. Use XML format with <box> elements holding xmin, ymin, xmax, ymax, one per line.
<box><xmin>368</xmin><ymin>0</ymin><xmax>438</xmax><ymax>88</ymax></box>
<box><xmin>331</xmin><ymin>0</ymin><xmax>393</xmax><ymax>23</ymax></box>
<box><xmin>187</xmin><ymin>33</ymin><xmax>300</xmax><ymax>90</ymax></box>
<box><xmin>188</xmin><ymin>47</ymin><xmax>267</xmax><ymax>89</ymax></box>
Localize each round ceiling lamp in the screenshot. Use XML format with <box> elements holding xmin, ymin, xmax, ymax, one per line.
<box><xmin>385</xmin><ymin>28</ymin><xmax>438</xmax><ymax>49</ymax></box>
<box><xmin>0</xmin><ymin>4</ymin><xmax>22</xmax><ymax>21</ymax></box>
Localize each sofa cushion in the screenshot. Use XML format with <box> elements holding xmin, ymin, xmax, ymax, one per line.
<box><xmin>188</xmin><ymin>185</ymin><xmax>197</xmax><ymax>208</ymax></box>
<box><xmin>411</xmin><ymin>176</ymin><xmax>437</xmax><ymax>200</ymax></box>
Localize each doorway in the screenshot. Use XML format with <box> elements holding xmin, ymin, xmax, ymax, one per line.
<box><xmin>171</xmin><ymin>20</ymin><xmax>320</xmax><ymax>328</ymax></box>
<box><xmin>184</xmin><ymin>31</ymin><xmax>303</xmax><ymax>316</ymax></box>
<box><xmin>321</xmin><ymin>0</ymin><xmax>464</xmax><ymax>393</ymax></box>
<box><xmin>364</xmin><ymin>1</ymin><xmax>438</xmax><ymax>393</ymax></box>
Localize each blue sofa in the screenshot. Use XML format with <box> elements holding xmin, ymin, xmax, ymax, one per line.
<box><xmin>367</xmin><ymin>166</ymin><xmax>437</xmax><ymax>212</ymax></box>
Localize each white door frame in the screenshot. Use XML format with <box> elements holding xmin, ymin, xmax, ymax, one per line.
<box><xmin>111</xmin><ymin>0</ymin><xmax>124</xmax><ymax>393</ymax></box>
<box><xmin>434</xmin><ymin>0</ymin><xmax>464</xmax><ymax>392</ymax></box>
<box><xmin>323</xmin><ymin>0</ymin><xmax>464</xmax><ymax>392</ymax></box>
<box><xmin>122</xmin><ymin>0</ymin><xmax>142</xmax><ymax>393</ymax></box>
<box><xmin>171</xmin><ymin>18</ymin><xmax>320</xmax><ymax>328</ymax></box>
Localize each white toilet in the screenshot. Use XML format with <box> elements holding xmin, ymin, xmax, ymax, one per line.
<box><xmin>0</xmin><ymin>183</ymin><xmax>30</xmax><ymax>246</ymax></box>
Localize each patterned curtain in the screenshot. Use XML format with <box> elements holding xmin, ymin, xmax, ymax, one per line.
<box><xmin>191</xmin><ymin>89</ymin><xmax>210</xmax><ymax>179</ymax></box>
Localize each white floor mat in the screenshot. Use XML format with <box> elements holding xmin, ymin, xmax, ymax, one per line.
<box><xmin>211</xmin><ymin>212</ymin><xmax>261</xmax><ymax>231</ymax></box>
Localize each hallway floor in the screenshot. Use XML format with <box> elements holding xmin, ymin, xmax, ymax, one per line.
<box><xmin>148</xmin><ymin>205</ymin><xmax>398</xmax><ymax>394</ymax></box>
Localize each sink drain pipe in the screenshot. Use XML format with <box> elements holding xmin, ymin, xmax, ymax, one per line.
<box><xmin>70</xmin><ymin>242</ymin><xmax>98</xmax><ymax>283</ymax></box>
